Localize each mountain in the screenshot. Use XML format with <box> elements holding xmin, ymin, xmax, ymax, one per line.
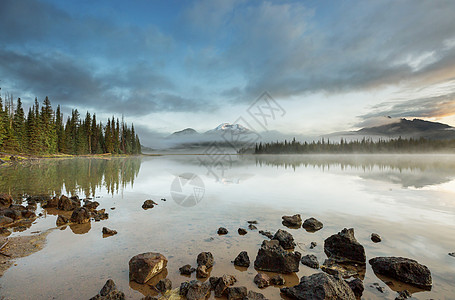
<box><xmin>169</xmin><ymin>128</ymin><xmax>199</xmax><ymax>137</ymax></box>
<box><xmin>205</xmin><ymin>123</ymin><xmax>250</xmax><ymax>134</ymax></box>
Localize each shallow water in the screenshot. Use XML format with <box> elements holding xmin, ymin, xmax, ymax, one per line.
<box><xmin>0</xmin><ymin>154</ymin><xmax>454</xmax><ymax>299</ymax></box>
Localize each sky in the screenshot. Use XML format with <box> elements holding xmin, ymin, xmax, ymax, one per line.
<box><xmin>1</xmin><ymin>0</ymin><xmax>455</xmax><ymax>145</ymax></box>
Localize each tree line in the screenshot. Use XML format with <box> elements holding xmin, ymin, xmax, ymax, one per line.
<box><xmin>248</xmin><ymin>137</ymin><xmax>455</xmax><ymax>154</ymax></box>
<box><xmin>0</xmin><ymin>95</ymin><xmax>141</xmax><ymax>155</ymax></box>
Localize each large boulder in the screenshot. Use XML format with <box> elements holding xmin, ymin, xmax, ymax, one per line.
<box><xmin>369</xmin><ymin>257</ymin><xmax>432</xmax><ymax>289</ymax></box>
<box><xmin>89</xmin><ymin>279</ymin><xmax>125</xmax><ymax>300</ymax></box>
<box><xmin>282</xmin><ymin>214</ymin><xmax>302</xmax><ymax>228</ymax></box>
<box><xmin>280</xmin><ymin>273</ymin><xmax>356</xmax><ymax>300</ymax></box>
<box><xmin>273</xmin><ymin>229</ymin><xmax>296</xmax><ymax>250</ymax></box>
<box><xmin>0</xmin><ymin>194</ymin><xmax>13</xmax><ymax>207</ymax></box>
<box><xmin>254</xmin><ymin>240</ymin><xmax>301</xmax><ymax>273</ymax></box>
<box><xmin>70</xmin><ymin>207</ymin><xmax>90</xmax><ymax>224</ymax></box>
<box><xmin>303</xmin><ymin>217</ymin><xmax>323</xmax><ymax>232</ymax></box>
<box><xmin>324</xmin><ymin>228</ymin><xmax>365</xmax><ymax>264</ymax></box>
<box><xmin>129</xmin><ymin>252</ymin><xmax>168</xmax><ymax>284</ymax></box>
<box><xmin>58</xmin><ymin>195</ymin><xmax>80</xmax><ymax>211</ymax></box>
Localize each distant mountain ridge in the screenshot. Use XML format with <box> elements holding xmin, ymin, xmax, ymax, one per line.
<box><xmin>359</xmin><ymin>118</ymin><xmax>452</xmax><ymax>135</ymax></box>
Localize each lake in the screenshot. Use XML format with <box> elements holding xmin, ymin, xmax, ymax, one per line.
<box><xmin>0</xmin><ymin>154</ymin><xmax>454</xmax><ymax>299</ymax></box>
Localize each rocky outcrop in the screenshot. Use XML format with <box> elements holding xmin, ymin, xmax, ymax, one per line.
<box><xmin>254</xmin><ymin>273</ymin><xmax>270</xmax><ymax>288</ymax></box>
<box><xmin>254</xmin><ymin>240</ymin><xmax>301</xmax><ymax>273</ymax></box>
<box><xmin>280</xmin><ymin>273</ymin><xmax>356</xmax><ymax>300</ymax></box>
<box><xmin>303</xmin><ymin>217</ymin><xmax>323</xmax><ymax>232</ymax></box>
<box><xmin>70</xmin><ymin>207</ymin><xmax>90</xmax><ymax>224</ymax></box>
<box><xmin>273</xmin><ymin>229</ymin><xmax>296</xmax><ymax>250</ymax></box>
<box><xmin>233</xmin><ymin>251</ymin><xmax>250</xmax><ymax>267</ymax></box>
<box><xmin>282</xmin><ymin>214</ymin><xmax>302</xmax><ymax>228</ymax></box>
<box><xmin>301</xmin><ymin>254</ymin><xmax>319</xmax><ymax>269</ymax></box>
<box><xmin>129</xmin><ymin>252</ymin><xmax>168</xmax><ymax>284</ymax></box>
<box><xmin>324</xmin><ymin>228</ymin><xmax>366</xmax><ymax>264</ymax></box>
<box><xmin>90</xmin><ymin>279</ymin><xmax>125</xmax><ymax>300</ymax></box>
<box><xmin>369</xmin><ymin>257</ymin><xmax>432</xmax><ymax>289</ymax></box>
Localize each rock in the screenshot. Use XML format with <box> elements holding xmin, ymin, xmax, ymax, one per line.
<box><xmin>70</xmin><ymin>207</ymin><xmax>90</xmax><ymax>224</ymax></box>
<box><xmin>273</xmin><ymin>229</ymin><xmax>296</xmax><ymax>250</ymax></box>
<box><xmin>395</xmin><ymin>290</ymin><xmax>411</xmax><ymax>300</ymax></box>
<box><xmin>271</xmin><ymin>274</ymin><xmax>285</xmax><ymax>285</ymax></box>
<box><xmin>58</xmin><ymin>195</ymin><xmax>80</xmax><ymax>211</ymax></box>
<box><xmin>321</xmin><ymin>258</ymin><xmax>362</xmax><ymax>278</ymax></box>
<box><xmin>89</xmin><ymin>279</ymin><xmax>125</xmax><ymax>300</ymax></box>
<box><xmin>233</xmin><ymin>251</ymin><xmax>250</xmax><ymax>267</ymax></box>
<box><xmin>196</xmin><ymin>265</ymin><xmax>209</xmax><ymax>278</ymax></box>
<box><xmin>281</xmin><ymin>272</ymin><xmax>356</xmax><ymax>300</ymax></box>
<box><xmin>2</xmin><ymin>208</ymin><xmax>21</xmax><ymax>220</ymax></box>
<box><xmin>180</xmin><ymin>280</ymin><xmax>211</xmax><ymax>300</ymax></box>
<box><xmin>179</xmin><ymin>264</ymin><xmax>196</xmax><ymax>275</ymax></box>
<box><xmin>254</xmin><ymin>240</ymin><xmax>301</xmax><ymax>273</ymax></box>
<box><xmin>369</xmin><ymin>257</ymin><xmax>432</xmax><ymax>289</ymax></box>
<box><xmin>102</xmin><ymin>227</ymin><xmax>117</xmax><ymax>236</ymax></box>
<box><xmin>0</xmin><ymin>216</ymin><xmax>14</xmax><ymax>226</ymax></box>
<box><xmin>84</xmin><ymin>200</ymin><xmax>100</xmax><ymax>210</ymax></box>
<box><xmin>282</xmin><ymin>214</ymin><xmax>302</xmax><ymax>228</ymax></box>
<box><xmin>310</xmin><ymin>242</ymin><xmax>317</xmax><ymax>249</ymax></box>
<box><xmin>218</xmin><ymin>227</ymin><xmax>228</xmax><ymax>235</ymax></box>
<box><xmin>248</xmin><ymin>224</ymin><xmax>257</xmax><ymax>230</ymax></box>
<box><xmin>93</xmin><ymin>209</ymin><xmax>109</xmax><ymax>221</ymax></box>
<box><xmin>21</xmin><ymin>209</ymin><xmax>36</xmax><ymax>219</ymax></box>
<box><xmin>129</xmin><ymin>252</ymin><xmax>168</xmax><ymax>284</ymax></box>
<box><xmin>245</xmin><ymin>291</ymin><xmax>268</xmax><ymax>299</ymax></box>
<box><xmin>42</xmin><ymin>196</ymin><xmax>59</xmax><ymax>208</ymax></box>
<box><xmin>346</xmin><ymin>278</ymin><xmax>364</xmax><ymax>298</ymax></box>
<box><xmin>303</xmin><ymin>217</ymin><xmax>323</xmax><ymax>232</ymax></box>
<box><xmin>142</xmin><ymin>200</ymin><xmax>157</xmax><ymax>209</ymax></box>
<box><xmin>211</xmin><ymin>274</ymin><xmax>237</xmax><ymax>297</ymax></box>
<box><xmin>141</xmin><ymin>296</ymin><xmax>158</xmax><ymax>300</ymax></box>
<box><xmin>259</xmin><ymin>230</ymin><xmax>274</xmax><ymax>239</ymax></box>
<box><xmin>0</xmin><ymin>227</ymin><xmax>11</xmax><ymax>236</ymax></box>
<box><xmin>301</xmin><ymin>254</ymin><xmax>319</xmax><ymax>269</ymax></box>
<box><xmin>448</xmin><ymin>252</ymin><xmax>455</xmax><ymax>257</ymax></box>
<box><xmin>197</xmin><ymin>251</ymin><xmax>214</xmax><ymax>268</ymax></box>
<box><xmin>371</xmin><ymin>233</ymin><xmax>381</xmax><ymax>243</ymax></box>
<box><xmin>155</xmin><ymin>278</ymin><xmax>172</xmax><ymax>293</ymax></box>
<box><xmin>324</xmin><ymin>228</ymin><xmax>366</xmax><ymax>264</ymax></box>
<box><xmin>0</xmin><ymin>194</ymin><xmax>13</xmax><ymax>207</ymax></box>
<box><xmin>238</xmin><ymin>228</ymin><xmax>247</xmax><ymax>235</ymax></box>
<box><xmin>247</xmin><ymin>220</ymin><xmax>258</xmax><ymax>224</ymax></box>
<box><xmin>227</xmin><ymin>286</ymin><xmax>248</xmax><ymax>300</ymax></box>
<box><xmin>56</xmin><ymin>215</ymin><xmax>69</xmax><ymax>226</ymax></box>
<box><xmin>254</xmin><ymin>273</ymin><xmax>270</xmax><ymax>288</ymax></box>
<box><xmin>27</xmin><ymin>195</ymin><xmax>51</xmax><ymax>203</ymax></box>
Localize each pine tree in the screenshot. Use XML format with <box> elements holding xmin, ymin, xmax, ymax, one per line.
<box><xmin>12</xmin><ymin>98</ymin><xmax>25</xmax><ymax>151</ymax></box>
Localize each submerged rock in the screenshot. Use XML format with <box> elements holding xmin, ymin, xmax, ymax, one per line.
<box><xmin>254</xmin><ymin>273</ymin><xmax>270</xmax><ymax>288</ymax></box>
<box><xmin>271</xmin><ymin>274</ymin><xmax>285</xmax><ymax>285</ymax></box>
<box><xmin>197</xmin><ymin>252</ymin><xmax>214</xmax><ymax>268</ymax></box>
<box><xmin>247</xmin><ymin>220</ymin><xmax>258</xmax><ymax>224</ymax></box>
<box><xmin>248</xmin><ymin>224</ymin><xmax>257</xmax><ymax>230</ymax></box>
<box><xmin>346</xmin><ymin>278</ymin><xmax>364</xmax><ymax>298</ymax></box>
<box><xmin>280</xmin><ymin>273</ymin><xmax>355</xmax><ymax>300</ymax></box>
<box><xmin>448</xmin><ymin>252</ymin><xmax>455</xmax><ymax>257</ymax></box>
<box><xmin>273</xmin><ymin>229</ymin><xmax>296</xmax><ymax>250</ymax></box>
<box><xmin>129</xmin><ymin>252</ymin><xmax>168</xmax><ymax>284</ymax></box>
<box><xmin>303</xmin><ymin>217</ymin><xmax>323</xmax><ymax>232</ymax></box>
<box><xmin>227</xmin><ymin>286</ymin><xmax>248</xmax><ymax>300</ymax></box>
<box><xmin>218</xmin><ymin>227</ymin><xmax>228</xmax><ymax>235</ymax></box>
<box><xmin>179</xmin><ymin>264</ymin><xmax>196</xmax><ymax>275</ymax></box>
<box><xmin>233</xmin><ymin>251</ymin><xmax>250</xmax><ymax>267</ymax></box>
<box><xmin>155</xmin><ymin>278</ymin><xmax>172</xmax><ymax>293</ymax></box>
<box><xmin>369</xmin><ymin>257</ymin><xmax>432</xmax><ymax>289</ymax></box>
<box><xmin>259</xmin><ymin>230</ymin><xmax>274</xmax><ymax>239</ymax></box>
<box><xmin>324</xmin><ymin>228</ymin><xmax>366</xmax><ymax>264</ymax></box>
<box><xmin>301</xmin><ymin>254</ymin><xmax>319</xmax><ymax>269</ymax></box>
<box><xmin>254</xmin><ymin>240</ymin><xmax>301</xmax><ymax>273</ymax></box>
<box><xmin>70</xmin><ymin>207</ymin><xmax>90</xmax><ymax>224</ymax></box>
<box><xmin>310</xmin><ymin>242</ymin><xmax>317</xmax><ymax>249</ymax></box>
<box><xmin>282</xmin><ymin>214</ymin><xmax>302</xmax><ymax>228</ymax></box>
<box><xmin>90</xmin><ymin>279</ymin><xmax>125</xmax><ymax>300</ymax></box>
<box><xmin>395</xmin><ymin>290</ymin><xmax>411</xmax><ymax>300</ymax></box>
<box><xmin>102</xmin><ymin>227</ymin><xmax>117</xmax><ymax>236</ymax></box>
<box><xmin>238</xmin><ymin>228</ymin><xmax>247</xmax><ymax>235</ymax></box>
<box><xmin>371</xmin><ymin>233</ymin><xmax>381</xmax><ymax>243</ymax></box>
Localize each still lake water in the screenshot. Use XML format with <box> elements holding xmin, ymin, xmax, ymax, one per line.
<box><xmin>0</xmin><ymin>154</ymin><xmax>454</xmax><ymax>299</ymax></box>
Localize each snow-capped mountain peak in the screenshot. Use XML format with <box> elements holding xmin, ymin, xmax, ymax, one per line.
<box><xmin>208</xmin><ymin>123</ymin><xmax>250</xmax><ymax>133</ymax></box>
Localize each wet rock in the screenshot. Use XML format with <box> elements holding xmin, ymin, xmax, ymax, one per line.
<box><xmin>248</xmin><ymin>224</ymin><xmax>257</xmax><ymax>230</ymax></box>
<box><xmin>196</xmin><ymin>265</ymin><xmax>209</xmax><ymax>278</ymax></box>
<box><xmin>0</xmin><ymin>216</ymin><xmax>14</xmax><ymax>226</ymax></box>
<box><xmin>155</xmin><ymin>278</ymin><xmax>172</xmax><ymax>293</ymax></box>
<box><xmin>102</xmin><ymin>227</ymin><xmax>117</xmax><ymax>236</ymax></box>
<box><xmin>58</xmin><ymin>195</ymin><xmax>80</xmax><ymax>211</ymax></box>
<box><xmin>179</xmin><ymin>264</ymin><xmax>196</xmax><ymax>275</ymax></box>
<box><xmin>301</xmin><ymin>254</ymin><xmax>319</xmax><ymax>269</ymax></box>
<box><xmin>254</xmin><ymin>240</ymin><xmax>301</xmax><ymax>273</ymax></box>
<box><xmin>259</xmin><ymin>230</ymin><xmax>274</xmax><ymax>239</ymax></box>
<box><xmin>280</xmin><ymin>272</ymin><xmax>355</xmax><ymax>300</ymax></box>
<box><xmin>0</xmin><ymin>194</ymin><xmax>13</xmax><ymax>207</ymax></box>
<box><xmin>448</xmin><ymin>252</ymin><xmax>455</xmax><ymax>257</ymax></box>
<box><xmin>233</xmin><ymin>251</ymin><xmax>250</xmax><ymax>267</ymax></box>
<box><xmin>227</xmin><ymin>286</ymin><xmax>247</xmax><ymax>300</ymax></box>
<box><xmin>42</xmin><ymin>196</ymin><xmax>59</xmax><ymax>208</ymax></box>
<box><xmin>180</xmin><ymin>280</ymin><xmax>211</xmax><ymax>300</ymax></box>
<box><xmin>56</xmin><ymin>215</ymin><xmax>69</xmax><ymax>226</ymax></box>
<box><xmin>84</xmin><ymin>200</ymin><xmax>100</xmax><ymax>210</ymax></box>
<box><xmin>93</xmin><ymin>209</ymin><xmax>109</xmax><ymax>221</ymax></box>
<box><xmin>70</xmin><ymin>207</ymin><xmax>90</xmax><ymax>224</ymax></box>
<box><xmin>303</xmin><ymin>217</ymin><xmax>323</xmax><ymax>232</ymax></box>
<box><xmin>218</xmin><ymin>227</ymin><xmax>228</xmax><ymax>235</ymax></box>
<box><xmin>2</xmin><ymin>208</ymin><xmax>22</xmax><ymax>220</ymax></box>
<box><xmin>395</xmin><ymin>290</ymin><xmax>411</xmax><ymax>300</ymax></box>
<box><xmin>142</xmin><ymin>200</ymin><xmax>157</xmax><ymax>209</ymax></box>
<box><xmin>197</xmin><ymin>251</ymin><xmax>214</xmax><ymax>268</ymax></box>
<box><xmin>245</xmin><ymin>291</ymin><xmax>268</xmax><ymax>300</ymax></box>
<box><xmin>141</xmin><ymin>296</ymin><xmax>158</xmax><ymax>300</ymax></box>
<box><xmin>271</xmin><ymin>274</ymin><xmax>285</xmax><ymax>285</ymax></box>
<box><xmin>90</xmin><ymin>279</ymin><xmax>125</xmax><ymax>300</ymax></box>
<box><xmin>129</xmin><ymin>252</ymin><xmax>168</xmax><ymax>284</ymax></box>
<box><xmin>21</xmin><ymin>209</ymin><xmax>36</xmax><ymax>219</ymax></box>
<box><xmin>321</xmin><ymin>258</ymin><xmax>362</xmax><ymax>278</ymax></box>
<box><xmin>346</xmin><ymin>278</ymin><xmax>364</xmax><ymax>298</ymax></box>
<box><xmin>273</xmin><ymin>229</ymin><xmax>296</xmax><ymax>250</ymax></box>
<box><xmin>369</xmin><ymin>256</ymin><xmax>432</xmax><ymax>289</ymax></box>
<box><xmin>0</xmin><ymin>227</ymin><xmax>11</xmax><ymax>236</ymax></box>
<box><xmin>238</xmin><ymin>228</ymin><xmax>247</xmax><ymax>235</ymax></box>
<box><xmin>254</xmin><ymin>273</ymin><xmax>270</xmax><ymax>288</ymax></box>
<box><xmin>211</xmin><ymin>274</ymin><xmax>237</xmax><ymax>297</ymax></box>
<box><xmin>371</xmin><ymin>233</ymin><xmax>381</xmax><ymax>243</ymax></box>
<box><xmin>247</xmin><ymin>220</ymin><xmax>258</xmax><ymax>224</ymax></box>
<box><xmin>310</xmin><ymin>242</ymin><xmax>317</xmax><ymax>249</ymax></box>
<box><xmin>282</xmin><ymin>214</ymin><xmax>302</xmax><ymax>228</ymax></box>
<box><xmin>27</xmin><ymin>195</ymin><xmax>50</xmax><ymax>203</ymax></box>
<box><xmin>324</xmin><ymin>228</ymin><xmax>366</xmax><ymax>264</ymax></box>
